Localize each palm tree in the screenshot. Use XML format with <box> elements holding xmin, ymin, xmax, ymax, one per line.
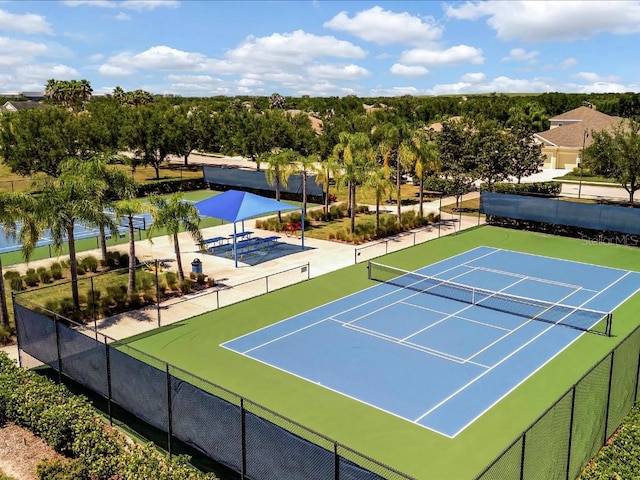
<box><xmin>263</xmin><ymin>149</ymin><xmax>296</xmax><ymax>222</ymax></box>
<box><xmin>0</xmin><ymin>193</ymin><xmax>39</xmax><ymax>329</ymax></box>
<box><xmin>332</xmin><ymin>132</ymin><xmax>374</xmax><ymax>234</ymax></box>
<box><xmin>21</xmin><ymin>162</ymin><xmax>112</xmax><ymax>310</ymax></box>
<box><xmin>113</xmin><ymin>199</ymin><xmax>148</xmax><ymax>296</ymax></box>
<box><xmin>147</xmin><ymin>193</ymin><xmax>203</xmax><ymax>282</ymax></box>
<box><xmin>364</xmin><ymin>166</ymin><xmax>394</xmax><ymax>234</ymax></box>
<box><xmin>313</xmin><ymin>156</ymin><xmax>340</xmax><ymax>215</ymax></box>
<box><xmin>399</xmin><ymin>129</ymin><xmax>442</xmax><ymax>217</ymax></box>
<box><xmin>297</xmin><ymin>154</ymin><xmax>319</xmax><ymax>216</ymax></box>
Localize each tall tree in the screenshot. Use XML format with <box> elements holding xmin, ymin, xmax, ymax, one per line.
<box><xmin>262</xmin><ymin>149</ymin><xmax>296</xmax><ymax>222</ymax></box>
<box><xmin>585</xmin><ymin>119</ymin><xmax>640</xmax><ymax>202</ymax></box>
<box><xmin>113</xmin><ymin>198</ymin><xmax>148</xmax><ymax>296</ymax></box>
<box><xmin>332</xmin><ymin>132</ymin><xmax>374</xmax><ymax>234</ymax></box>
<box><xmin>399</xmin><ymin>129</ymin><xmax>441</xmax><ymax>217</ymax></box>
<box><xmin>507</xmin><ymin>128</ymin><xmax>545</xmax><ymax>183</ymax></box>
<box><xmin>364</xmin><ymin>165</ymin><xmax>393</xmax><ymax>234</ymax></box>
<box><xmin>147</xmin><ymin>193</ymin><xmax>204</xmax><ymax>282</ymax></box>
<box><xmin>20</xmin><ymin>161</ymin><xmax>112</xmax><ymax>309</ymax></box>
<box><xmin>437</xmin><ymin>117</ymin><xmax>478</xmax><ymax>209</ymax></box>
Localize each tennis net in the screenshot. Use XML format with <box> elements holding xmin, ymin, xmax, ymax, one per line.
<box><xmin>104</xmin><ymin>211</ymin><xmax>148</xmax><ymax>230</ymax></box>
<box><xmin>368</xmin><ymin>261</ymin><xmax>612</xmax><ymax>336</ymax></box>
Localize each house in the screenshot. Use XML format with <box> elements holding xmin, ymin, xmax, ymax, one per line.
<box><xmin>534</xmin><ymin>106</ymin><xmax>623</xmax><ymax>169</ymax></box>
<box><xmin>286</xmin><ymin>109</ymin><xmax>323</xmax><ymax>134</ymax></box>
<box><xmin>0</xmin><ymin>101</ymin><xmax>49</xmax><ymax>112</ymax></box>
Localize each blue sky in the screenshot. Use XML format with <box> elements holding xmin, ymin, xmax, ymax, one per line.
<box><xmin>1</xmin><ymin>0</ymin><xmax>639</xmax><ymax>97</ymax></box>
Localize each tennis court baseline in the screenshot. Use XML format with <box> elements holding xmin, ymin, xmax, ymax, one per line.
<box><xmin>222</xmin><ymin>247</ymin><xmax>640</xmax><ymax>437</ymax></box>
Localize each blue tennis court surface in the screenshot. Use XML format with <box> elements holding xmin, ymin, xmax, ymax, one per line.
<box><xmin>222</xmin><ymin>247</ymin><xmax>640</xmax><ymax>437</ymax></box>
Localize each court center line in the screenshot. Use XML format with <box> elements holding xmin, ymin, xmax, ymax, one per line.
<box><xmin>401</xmin><ymin>276</ymin><xmax>530</xmax><ymax>343</ymax></box>
<box><xmin>413</xmin><ymin>286</ymin><xmax>610</xmax><ymax>424</ymax></box>
<box><xmin>400</xmin><ymin>301</ymin><xmax>511</xmax><ymax>332</ymax></box>
<box><xmin>337</xmin><ymin>319</ymin><xmax>490</xmax><ymax>368</ymax></box>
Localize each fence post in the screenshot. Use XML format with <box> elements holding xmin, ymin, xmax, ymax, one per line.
<box><xmin>385</xmin><ymin>240</ymin><xmax>388</xmax><ymax>254</ymax></box>
<box><xmin>12</xmin><ymin>293</ymin><xmax>23</xmax><ymax>368</ymax></box>
<box><xmin>565</xmin><ymin>386</ymin><xmax>577</xmax><ymax>480</ymax></box>
<box><xmin>155</xmin><ymin>259</ymin><xmax>161</xmax><ymax>328</ymax></box>
<box><xmin>519</xmin><ymin>432</ymin><xmax>526</xmax><ymax>480</ymax></box>
<box><xmin>603</xmin><ymin>351</ymin><xmax>616</xmax><ymax>443</ymax></box>
<box><xmin>240</xmin><ymin>398</ymin><xmax>247</xmax><ymax>479</ymax></box>
<box><xmin>334</xmin><ymin>442</ymin><xmax>340</xmax><ymax>479</ymax></box>
<box><xmin>166</xmin><ymin>364</ymin><xmax>173</xmax><ymax>459</ymax></box>
<box><xmin>54</xmin><ymin>315</ymin><xmax>62</xmax><ymax>384</ymax></box>
<box><xmin>105</xmin><ymin>338</ymin><xmax>113</xmax><ymax>426</ymax></box>
<box><xmin>216</xmin><ymin>289</ymin><xmax>220</xmax><ymax>310</ymax></box>
<box><xmin>634</xmin><ymin>345</ymin><xmax>640</xmax><ymax>404</ymax></box>
<box><xmin>91</xmin><ymin>276</ymin><xmax>98</xmax><ymax>340</ymax></box>
<box><xmin>266</xmin><ymin>274</ymin><xmax>269</xmax><ymax>293</ymax></box>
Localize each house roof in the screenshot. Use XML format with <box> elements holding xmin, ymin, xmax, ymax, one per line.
<box><xmin>286</xmin><ymin>109</ymin><xmax>323</xmax><ymax>134</ymax></box>
<box><xmin>427</xmin><ymin>116</ymin><xmax>463</xmax><ymax>132</ymax></box>
<box><xmin>535</xmin><ymin>107</ymin><xmax>623</xmax><ymax>148</ymax></box>
<box><xmin>1</xmin><ymin>101</ymin><xmax>49</xmax><ymax>112</ymax></box>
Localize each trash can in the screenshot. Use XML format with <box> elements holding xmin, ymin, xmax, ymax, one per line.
<box><xmin>191</xmin><ymin>258</ymin><xmax>203</xmax><ymax>274</ymax></box>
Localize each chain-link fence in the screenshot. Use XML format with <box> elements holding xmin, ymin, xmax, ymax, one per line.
<box><xmin>13</xmin><ymin>295</ymin><xmax>416</xmax><ymax>480</ymax></box>
<box><xmin>475</xmin><ymin>325</ymin><xmax>640</xmax><ymax>480</ymax></box>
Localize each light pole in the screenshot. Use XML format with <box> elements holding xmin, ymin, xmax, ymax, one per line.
<box><xmin>578</xmin><ymin>129</ymin><xmax>588</xmax><ymax>199</ymax></box>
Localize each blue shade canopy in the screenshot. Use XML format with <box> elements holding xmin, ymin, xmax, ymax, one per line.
<box><xmin>193</xmin><ymin>190</ymin><xmax>299</xmax><ymax>223</ymax></box>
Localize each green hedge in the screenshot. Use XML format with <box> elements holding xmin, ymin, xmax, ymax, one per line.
<box><xmin>0</xmin><ymin>352</ymin><xmax>217</xmax><ymax>480</ymax></box>
<box><xmin>481</xmin><ymin>181</ymin><xmax>562</xmax><ymax>196</ymax></box>
<box><xmin>136</xmin><ymin>178</ymin><xmax>206</xmax><ymax>196</ymax></box>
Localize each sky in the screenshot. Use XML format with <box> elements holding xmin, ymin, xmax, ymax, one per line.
<box><xmin>1</xmin><ymin>0</ymin><xmax>640</xmax><ymax>98</ymax></box>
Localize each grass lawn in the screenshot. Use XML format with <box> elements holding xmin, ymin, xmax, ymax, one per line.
<box><xmin>553</xmin><ymin>171</ymin><xmax>615</xmax><ymax>184</ymax></box>
<box><xmin>122</xmin><ymin>226</ymin><xmax>640</xmax><ymax>479</ymax></box>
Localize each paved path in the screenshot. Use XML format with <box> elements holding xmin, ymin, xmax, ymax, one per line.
<box><xmin>2</xmin><ymin>192</ymin><xmax>482</xmax><ymax>362</ymax></box>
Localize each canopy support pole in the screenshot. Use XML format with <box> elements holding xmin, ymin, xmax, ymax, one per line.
<box><xmin>233</xmin><ymin>222</ymin><xmax>238</xmax><ymax>267</ymax></box>
<box><xmin>301</xmin><ymin>207</ymin><xmax>305</xmax><ymax>251</ymax></box>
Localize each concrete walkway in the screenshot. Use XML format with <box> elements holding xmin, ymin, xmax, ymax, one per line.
<box><xmin>2</xmin><ymin>192</ymin><xmax>483</xmax><ymax>362</ymax></box>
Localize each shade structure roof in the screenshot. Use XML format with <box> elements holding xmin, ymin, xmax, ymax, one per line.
<box><xmin>193</xmin><ymin>190</ymin><xmax>299</xmax><ymax>223</ymax></box>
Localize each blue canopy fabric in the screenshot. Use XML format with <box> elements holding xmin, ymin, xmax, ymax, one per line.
<box><xmin>193</xmin><ymin>190</ymin><xmax>299</xmax><ymax>222</ymax></box>
<box><xmin>193</xmin><ymin>190</ymin><xmax>304</xmax><ymax>267</ymax></box>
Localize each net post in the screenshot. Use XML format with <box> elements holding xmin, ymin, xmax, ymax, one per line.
<box><xmin>606</xmin><ymin>313</ymin><xmax>613</xmax><ymax>337</ymax></box>
<box><xmin>367</xmin><ymin>261</ymin><xmax>372</xmax><ymax>280</ymax></box>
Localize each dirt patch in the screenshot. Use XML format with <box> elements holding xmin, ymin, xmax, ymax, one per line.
<box><xmin>0</xmin><ymin>422</ymin><xmax>63</xmax><ymax>480</ymax></box>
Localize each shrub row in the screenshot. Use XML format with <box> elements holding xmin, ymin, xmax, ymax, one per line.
<box><xmin>0</xmin><ymin>352</ymin><xmax>217</xmax><ymax>480</ymax></box>
<box><xmin>137</xmin><ymin>178</ymin><xmax>206</xmax><ymax>196</ymax></box>
<box><xmin>481</xmin><ymin>181</ymin><xmax>562</xmax><ymax>196</ymax></box>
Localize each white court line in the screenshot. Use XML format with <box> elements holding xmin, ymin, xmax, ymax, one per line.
<box><xmin>412</xmin><ymin>283</ymin><xmax>611</xmax><ymax>426</ymax></box>
<box><xmin>460</xmin><ymin>264</ymin><xmax>595</xmax><ymax>292</ymax></box>
<box><xmin>399</xmin><ymin>300</ymin><xmax>511</xmax><ymax>332</ymax></box>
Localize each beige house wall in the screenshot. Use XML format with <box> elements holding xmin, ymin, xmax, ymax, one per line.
<box><xmin>542</xmin><ymin>146</ymin><xmax>582</xmax><ymax>170</ymax></box>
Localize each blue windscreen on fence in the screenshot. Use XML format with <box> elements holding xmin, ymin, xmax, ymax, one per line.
<box><xmin>203</xmin><ymin>165</ymin><xmax>324</xmax><ymax>198</ymax></box>
<box><xmin>480</xmin><ymin>192</ymin><xmax>640</xmax><ymax>235</ymax></box>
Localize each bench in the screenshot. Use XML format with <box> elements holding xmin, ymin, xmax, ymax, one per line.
<box><xmin>201</xmin><ymin>236</ymin><xmax>228</xmax><ymax>250</ymax></box>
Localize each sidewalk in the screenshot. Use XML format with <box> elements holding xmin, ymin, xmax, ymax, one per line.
<box><xmin>2</xmin><ymin>192</ymin><xmax>483</xmax><ymax>362</ymax></box>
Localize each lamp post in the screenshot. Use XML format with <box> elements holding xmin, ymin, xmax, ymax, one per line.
<box><xmin>578</xmin><ymin>129</ymin><xmax>588</xmax><ymax>199</ymax></box>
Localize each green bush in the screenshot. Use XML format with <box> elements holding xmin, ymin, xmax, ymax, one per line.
<box><xmin>179</xmin><ymin>279</ymin><xmax>193</xmax><ymax>294</ymax></box>
<box><xmin>196</xmin><ymin>273</ymin><xmax>206</xmax><ymax>285</ymax></box>
<box><xmin>486</xmin><ymin>181</ymin><xmax>562</xmax><ymax>196</ymax></box>
<box><xmin>38</xmin><ymin>269</ymin><xmax>52</xmax><ymax>284</ymax></box>
<box><xmin>80</xmin><ymin>256</ymin><xmax>99</xmax><ymax>273</ymax></box>
<box><xmin>24</xmin><ymin>271</ymin><xmax>39</xmax><ymax>287</ymax></box>
<box><xmin>9</xmin><ymin>276</ymin><xmax>24</xmax><ymax>292</ymax></box>
<box><xmin>50</xmin><ymin>263</ymin><xmax>63</xmax><ymax>280</ymax></box>
<box><xmin>3</xmin><ymin>270</ymin><xmax>20</xmax><ymax>281</ymax></box>
<box><xmin>165</xmin><ymin>271</ymin><xmax>178</xmax><ymax>290</ymax></box>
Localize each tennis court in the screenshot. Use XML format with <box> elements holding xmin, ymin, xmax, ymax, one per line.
<box><xmin>223</xmin><ymin>246</ymin><xmax>640</xmax><ymax>437</ymax></box>
<box><xmin>0</xmin><ymin>212</ymin><xmax>152</xmax><ymax>254</ymax></box>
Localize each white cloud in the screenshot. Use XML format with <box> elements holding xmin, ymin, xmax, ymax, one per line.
<box><xmin>227</xmin><ymin>30</ymin><xmax>366</xmax><ymax>67</ymax></box>
<box><xmin>0</xmin><ymin>9</ymin><xmax>53</xmax><ymax>35</ymax></box>
<box><xmin>445</xmin><ymin>1</ymin><xmax>640</xmax><ymax>42</ymax></box>
<box><xmin>63</xmin><ymin>1</ymin><xmax>116</xmax><ymax>8</ymax></box>
<box><xmin>98</xmin><ymin>63</ymin><xmax>134</xmax><ymax>76</ymax></box>
<box><xmin>88</xmin><ymin>53</ymin><xmax>104</xmax><ymax>63</ymax></box>
<box><xmin>116</xmin><ymin>12</ymin><xmax>131</xmax><ymax>21</ymax></box>
<box><xmin>101</xmin><ymin>46</ymin><xmax>207</xmax><ymax>74</ymax></box>
<box><xmin>400</xmin><ymin>45</ymin><xmax>484</xmax><ymax>66</ymax></box>
<box><xmin>324</xmin><ymin>6</ymin><xmax>442</xmax><ymax>45</ymax></box>
<box><xmin>559</xmin><ymin>58</ymin><xmax>578</xmax><ymax>70</ymax></box>
<box><xmin>503</xmin><ymin>48</ymin><xmax>538</xmax><ymax>63</ymax></box>
<box><xmin>16</xmin><ymin>63</ymin><xmax>80</xmax><ymax>82</ymax></box>
<box><xmin>460</xmin><ymin>72</ymin><xmax>485</xmax><ymax>83</ymax></box>
<box><xmin>390</xmin><ymin>64</ymin><xmax>429</xmax><ymax>77</ymax></box>
<box><xmin>306</xmin><ymin>63</ymin><xmax>370</xmax><ymax>80</ymax></box>
<box><xmin>370</xmin><ymin>86</ymin><xmax>421</xmax><ymax>96</ymax></box>
<box><xmin>0</xmin><ymin>37</ymin><xmax>49</xmax><ymax>57</ymax></box>
<box><xmin>572</xmin><ymin>72</ymin><xmax>620</xmax><ymax>83</ymax></box>
<box><xmin>119</xmin><ymin>1</ymin><xmax>179</xmax><ymax>12</ymax></box>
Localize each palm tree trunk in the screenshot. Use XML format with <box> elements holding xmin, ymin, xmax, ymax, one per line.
<box><xmin>419</xmin><ymin>176</ymin><xmax>424</xmax><ymax>218</ymax></box>
<box><xmin>324</xmin><ymin>166</ymin><xmax>330</xmax><ymax>214</ymax></box>
<box><xmin>375</xmin><ymin>195</ymin><xmax>380</xmax><ymax>234</ymax></box>
<box><xmin>67</xmin><ymin>225</ymin><xmax>80</xmax><ymax>310</ymax></box>
<box><xmin>127</xmin><ymin>216</ymin><xmax>136</xmax><ymax>296</ymax></box>
<box><xmin>302</xmin><ymin>171</ymin><xmax>308</xmax><ymax>215</ymax></box>
<box><xmin>174</xmin><ymin>233</ymin><xmax>185</xmax><ymax>282</ymax></box>
<box><xmin>276</xmin><ymin>176</ymin><xmax>282</xmax><ymax>222</ymax></box>
<box><xmin>99</xmin><ymin>224</ymin><xmax>108</xmax><ymax>260</ymax></box>
<box><xmin>0</xmin><ymin>257</ymin><xmax>8</xmax><ymax>329</ymax></box>
<box><xmin>396</xmin><ymin>162</ymin><xmax>401</xmax><ymax>225</ymax></box>
<box><xmin>350</xmin><ymin>182</ymin><xmax>356</xmax><ymax>234</ymax></box>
